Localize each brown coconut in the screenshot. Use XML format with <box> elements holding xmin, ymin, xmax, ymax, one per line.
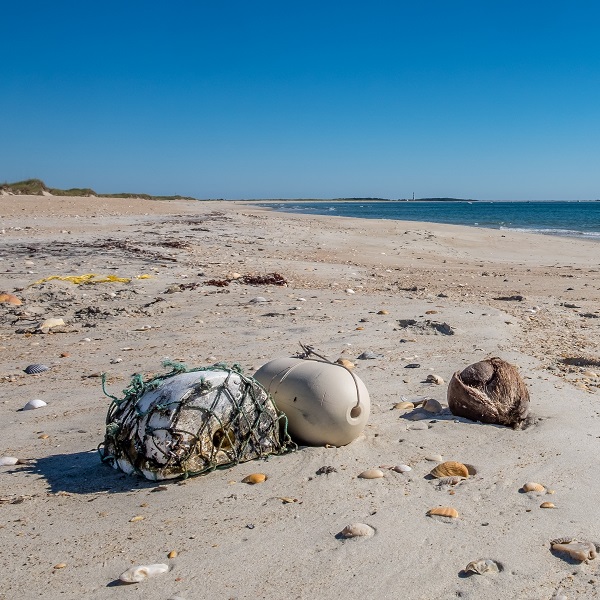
<box><xmin>447</xmin><ymin>357</ymin><xmax>529</xmax><ymax>429</ymax></box>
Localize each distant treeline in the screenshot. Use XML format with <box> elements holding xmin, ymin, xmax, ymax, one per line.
<box><xmin>0</xmin><ymin>179</ymin><xmax>198</xmax><ymax>201</ymax></box>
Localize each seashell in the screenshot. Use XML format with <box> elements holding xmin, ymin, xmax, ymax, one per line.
<box><xmin>335</xmin><ymin>358</ymin><xmax>355</xmax><ymax>369</ymax></box>
<box><xmin>405</xmin><ymin>363</ymin><xmax>421</xmax><ymax>369</ymax></box>
<box><xmin>447</xmin><ymin>357</ymin><xmax>530</xmax><ymax>429</ymax></box>
<box><xmin>394</xmin><ymin>401</ymin><xmax>414</xmax><ymax>410</ymax></box>
<box><xmin>465</xmin><ymin>558</ymin><xmax>502</xmax><ymax>575</ymax></box>
<box><xmin>119</xmin><ymin>563</ymin><xmax>169</xmax><ymax>583</ymax></box>
<box><xmin>38</xmin><ymin>318</ymin><xmax>65</xmax><ymax>331</ymax></box>
<box><xmin>377</xmin><ymin>310</ymin><xmax>389</xmax><ymax>315</ymax></box>
<box><xmin>424</xmin><ymin>454</ymin><xmax>443</xmax><ymax>462</ymax></box>
<box><xmin>0</xmin><ymin>292</ymin><xmax>22</xmax><ymax>305</ymax></box>
<box><xmin>22</xmin><ymin>399</ymin><xmax>47</xmax><ymax>410</ymax></box>
<box><xmin>423</xmin><ymin>399</ymin><xmax>443</xmax><ymax>413</ymax></box>
<box><xmin>393</xmin><ymin>464</ymin><xmax>412</xmax><ymax>473</ymax></box>
<box><xmin>167</xmin><ymin>550</ymin><xmax>178</xmax><ymax>559</ymax></box>
<box><xmin>53</xmin><ymin>563</ymin><xmax>67</xmax><ymax>569</ymax></box>
<box><xmin>0</xmin><ymin>457</ymin><xmax>19</xmax><ymax>466</ymax></box>
<box><xmin>24</xmin><ymin>364</ymin><xmax>49</xmax><ymax>375</ymax></box>
<box><xmin>551</xmin><ymin>540</ymin><xmax>597</xmax><ymax>562</ymax></box>
<box><xmin>522</xmin><ymin>482</ymin><xmax>545</xmax><ymax>493</ymax></box>
<box><xmin>427</xmin><ymin>506</ymin><xmax>459</xmax><ymax>518</ymax></box>
<box><xmin>436</xmin><ymin>476</ymin><xmax>466</xmax><ymax>486</ymax></box>
<box><xmin>426</xmin><ymin>374</ymin><xmax>444</xmax><ymax>385</ymax></box>
<box><xmin>540</xmin><ymin>502</ymin><xmax>556</xmax><ymax>508</ymax></box>
<box><xmin>357</xmin><ymin>350</ymin><xmax>381</xmax><ymax>360</ymax></box>
<box><xmin>340</xmin><ymin>523</ymin><xmax>374</xmax><ymax>538</ymax></box>
<box><xmin>430</xmin><ymin>461</ymin><xmax>469</xmax><ymax>479</ymax></box>
<box><xmin>242</xmin><ymin>473</ymin><xmax>267</xmax><ymax>484</ymax></box>
<box><xmin>358</xmin><ymin>469</ymin><xmax>384</xmax><ymax>479</ymax></box>
<box><xmin>551</xmin><ymin>537</ymin><xmax>574</xmax><ymax>545</ymax></box>
<box><xmin>38</xmin><ymin>434</ymin><xmax>49</xmax><ymax>439</ymax></box>
<box><xmin>129</xmin><ymin>515</ymin><xmax>145</xmax><ymax>522</ymax></box>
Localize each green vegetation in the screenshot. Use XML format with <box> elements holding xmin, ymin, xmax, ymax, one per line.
<box><xmin>0</xmin><ymin>179</ymin><xmax>197</xmax><ymax>201</ymax></box>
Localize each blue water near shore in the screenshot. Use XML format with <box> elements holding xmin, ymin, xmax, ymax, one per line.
<box><xmin>259</xmin><ymin>201</ymin><xmax>600</xmax><ymax>240</ymax></box>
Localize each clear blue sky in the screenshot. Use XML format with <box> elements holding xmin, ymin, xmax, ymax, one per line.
<box><xmin>2</xmin><ymin>1</ymin><xmax>599</xmax><ymax>200</ymax></box>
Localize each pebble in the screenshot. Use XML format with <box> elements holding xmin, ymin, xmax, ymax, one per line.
<box><xmin>358</xmin><ymin>469</ymin><xmax>384</xmax><ymax>479</ymax></box>
<box><xmin>22</xmin><ymin>399</ymin><xmax>47</xmax><ymax>410</ymax></box>
<box><xmin>423</xmin><ymin>399</ymin><xmax>443</xmax><ymax>413</ymax></box>
<box><xmin>0</xmin><ymin>457</ymin><xmax>19</xmax><ymax>466</ymax></box>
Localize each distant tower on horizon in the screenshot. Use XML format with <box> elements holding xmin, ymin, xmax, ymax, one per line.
<box><xmin>412</xmin><ymin>192</ymin><xmax>415</xmax><ymax>200</ymax></box>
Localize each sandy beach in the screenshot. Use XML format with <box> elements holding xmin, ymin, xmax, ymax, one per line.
<box><xmin>1</xmin><ymin>195</ymin><xmax>599</xmax><ymax>600</ymax></box>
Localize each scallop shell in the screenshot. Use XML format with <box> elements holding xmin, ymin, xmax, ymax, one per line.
<box><xmin>0</xmin><ymin>292</ymin><xmax>22</xmax><ymax>306</ymax></box>
<box><xmin>430</xmin><ymin>461</ymin><xmax>469</xmax><ymax>479</ymax></box>
<box><xmin>551</xmin><ymin>541</ymin><xmax>597</xmax><ymax>562</ymax></box>
<box><xmin>0</xmin><ymin>457</ymin><xmax>19</xmax><ymax>466</ymax></box>
<box><xmin>522</xmin><ymin>482</ymin><xmax>545</xmax><ymax>493</ymax></box>
<box><xmin>540</xmin><ymin>502</ymin><xmax>556</xmax><ymax>509</ymax></box>
<box><xmin>465</xmin><ymin>558</ymin><xmax>502</xmax><ymax>575</ymax></box>
<box><xmin>119</xmin><ymin>563</ymin><xmax>169</xmax><ymax>583</ymax></box>
<box><xmin>358</xmin><ymin>469</ymin><xmax>384</xmax><ymax>479</ymax></box>
<box><xmin>22</xmin><ymin>399</ymin><xmax>47</xmax><ymax>410</ymax></box>
<box><xmin>340</xmin><ymin>523</ymin><xmax>375</xmax><ymax>538</ymax></box>
<box><xmin>393</xmin><ymin>464</ymin><xmax>412</xmax><ymax>473</ymax></box>
<box><xmin>394</xmin><ymin>401</ymin><xmax>415</xmax><ymax>410</ymax></box>
<box><xmin>423</xmin><ymin>399</ymin><xmax>443</xmax><ymax>413</ymax></box>
<box><xmin>24</xmin><ymin>364</ymin><xmax>50</xmax><ymax>375</ymax></box>
<box><xmin>427</xmin><ymin>506</ymin><xmax>459</xmax><ymax>518</ymax></box>
<box><xmin>242</xmin><ymin>473</ymin><xmax>267</xmax><ymax>484</ymax></box>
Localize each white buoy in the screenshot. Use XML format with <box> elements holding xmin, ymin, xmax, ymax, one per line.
<box><xmin>253</xmin><ymin>357</ymin><xmax>370</xmax><ymax>446</ymax></box>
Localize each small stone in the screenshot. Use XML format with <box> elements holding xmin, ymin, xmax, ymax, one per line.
<box><xmin>0</xmin><ymin>457</ymin><xmax>19</xmax><ymax>466</ymax></box>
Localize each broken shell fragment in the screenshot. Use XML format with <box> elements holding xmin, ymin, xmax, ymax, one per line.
<box><xmin>430</xmin><ymin>461</ymin><xmax>469</xmax><ymax>479</ymax></box>
<box><xmin>119</xmin><ymin>563</ymin><xmax>169</xmax><ymax>583</ymax></box>
<box><xmin>426</xmin><ymin>374</ymin><xmax>444</xmax><ymax>385</ymax></box>
<box><xmin>335</xmin><ymin>358</ymin><xmax>355</xmax><ymax>369</ymax></box>
<box><xmin>22</xmin><ymin>399</ymin><xmax>47</xmax><ymax>410</ymax></box>
<box><xmin>551</xmin><ymin>540</ymin><xmax>597</xmax><ymax>562</ymax></box>
<box><xmin>0</xmin><ymin>292</ymin><xmax>22</xmax><ymax>305</ymax></box>
<box><xmin>0</xmin><ymin>457</ymin><xmax>19</xmax><ymax>466</ymax></box>
<box><xmin>358</xmin><ymin>469</ymin><xmax>384</xmax><ymax>479</ymax></box>
<box><xmin>522</xmin><ymin>482</ymin><xmax>545</xmax><ymax>493</ymax></box>
<box><xmin>53</xmin><ymin>563</ymin><xmax>67</xmax><ymax>569</ymax></box>
<box><xmin>38</xmin><ymin>318</ymin><xmax>65</xmax><ymax>331</ymax></box>
<box><xmin>242</xmin><ymin>473</ymin><xmax>267</xmax><ymax>484</ymax></box>
<box><xmin>427</xmin><ymin>506</ymin><xmax>459</xmax><ymax>518</ymax></box>
<box><xmin>340</xmin><ymin>523</ymin><xmax>374</xmax><ymax>538</ymax></box>
<box><xmin>465</xmin><ymin>558</ymin><xmax>502</xmax><ymax>575</ymax></box>
<box><xmin>167</xmin><ymin>550</ymin><xmax>178</xmax><ymax>559</ymax></box>
<box><xmin>447</xmin><ymin>357</ymin><xmax>530</xmax><ymax>429</ymax></box>
<box><xmin>394</xmin><ymin>401</ymin><xmax>414</xmax><ymax>410</ymax></box>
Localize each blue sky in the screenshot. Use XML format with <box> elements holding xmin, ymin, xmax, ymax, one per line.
<box><xmin>2</xmin><ymin>1</ymin><xmax>599</xmax><ymax>200</ymax></box>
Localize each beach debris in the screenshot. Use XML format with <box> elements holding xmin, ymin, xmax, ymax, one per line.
<box><xmin>22</xmin><ymin>399</ymin><xmax>47</xmax><ymax>410</ymax></box>
<box><xmin>340</xmin><ymin>523</ymin><xmax>375</xmax><ymax>538</ymax></box>
<box><xmin>38</xmin><ymin>318</ymin><xmax>65</xmax><ymax>332</ymax></box>
<box><xmin>540</xmin><ymin>502</ymin><xmax>556</xmax><ymax>508</ymax></box>
<box><xmin>447</xmin><ymin>357</ymin><xmax>530</xmax><ymax>429</ymax></box>
<box><xmin>392</xmin><ymin>464</ymin><xmax>412</xmax><ymax>473</ymax></box>
<box><xmin>430</xmin><ymin>461</ymin><xmax>469</xmax><ymax>479</ymax></box>
<box><xmin>316</xmin><ymin>465</ymin><xmax>337</xmax><ymax>475</ymax></box>
<box><xmin>397</xmin><ymin>319</ymin><xmax>455</xmax><ymax>335</ymax></box>
<box><xmin>100</xmin><ymin>363</ymin><xmax>292</xmax><ymax>480</ymax></box>
<box><xmin>357</xmin><ymin>350</ymin><xmax>382</xmax><ymax>360</ymax></box>
<box><xmin>240</xmin><ymin>273</ymin><xmax>287</xmax><ymax>286</ymax></box>
<box><xmin>119</xmin><ymin>563</ymin><xmax>169</xmax><ymax>584</ymax></box>
<box><xmin>494</xmin><ymin>295</ymin><xmax>525</xmax><ymax>301</ymax></box>
<box><xmin>436</xmin><ymin>476</ymin><xmax>466</xmax><ymax>487</ymax></box>
<box><xmin>405</xmin><ymin>363</ymin><xmax>421</xmax><ymax>369</ymax></box>
<box><xmin>423</xmin><ymin>399</ymin><xmax>443</xmax><ymax>414</ymax></box>
<box><xmin>254</xmin><ymin>355</ymin><xmax>370</xmax><ymax>447</ymax></box>
<box><xmin>522</xmin><ymin>482</ymin><xmax>545</xmax><ymax>493</ymax></box>
<box><xmin>32</xmin><ymin>274</ymin><xmax>133</xmax><ymax>286</ymax></box>
<box><xmin>23</xmin><ymin>364</ymin><xmax>50</xmax><ymax>375</ymax></box>
<box><xmin>249</xmin><ymin>296</ymin><xmax>268</xmax><ymax>303</ymax></box>
<box><xmin>358</xmin><ymin>469</ymin><xmax>384</xmax><ymax>479</ymax></box>
<box><xmin>425</xmin><ymin>374</ymin><xmax>444</xmax><ymax>385</ymax></box>
<box><xmin>335</xmin><ymin>358</ymin><xmax>355</xmax><ymax>369</ymax></box>
<box><xmin>242</xmin><ymin>473</ymin><xmax>267</xmax><ymax>484</ymax></box>
<box><xmin>465</xmin><ymin>558</ymin><xmax>503</xmax><ymax>575</ymax></box>
<box><xmin>0</xmin><ymin>292</ymin><xmax>22</xmax><ymax>305</ymax></box>
<box><xmin>550</xmin><ymin>538</ymin><xmax>598</xmax><ymax>562</ymax></box>
<box><xmin>394</xmin><ymin>401</ymin><xmax>414</xmax><ymax>410</ymax></box>
<box><xmin>427</xmin><ymin>506</ymin><xmax>459</xmax><ymax>518</ymax></box>
<box><xmin>0</xmin><ymin>457</ymin><xmax>19</xmax><ymax>466</ymax></box>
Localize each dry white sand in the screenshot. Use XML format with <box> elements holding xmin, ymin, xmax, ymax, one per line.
<box><xmin>1</xmin><ymin>195</ymin><xmax>599</xmax><ymax>599</ymax></box>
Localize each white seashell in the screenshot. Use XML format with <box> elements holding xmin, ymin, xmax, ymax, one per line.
<box><xmin>340</xmin><ymin>523</ymin><xmax>374</xmax><ymax>538</ymax></box>
<box><xmin>38</xmin><ymin>318</ymin><xmax>65</xmax><ymax>330</ymax></box>
<box><xmin>358</xmin><ymin>469</ymin><xmax>384</xmax><ymax>479</ymax></box>
<box><xmin>0</xmin><ymin>457</ymin><xmax>19</xmax><ymax>466</ymax></box>
<box><xmin>425</xmin><ymin>454</ymin><xmax>443</xmax><ymax>462</ymax></box>
<box><xmin>465</xmin><ymin>558</ymin><xmax>502</xmax><ymax>574</ymax></box>
<box><xmin>119</xmin><ymin>563</ymin><xmax>169</xmax><ymax>583</ymax></box>
<box><xmin>393</xmin><ymin>464</ymin><xmax>412</xmax><ymax>473</ymax></box>
<box><xmin>22</xmin><ymin>399</ymin><xmax>47</xmax><ymax>410</ymax></box>
<box><xmin>345</xmin><ymin>289</ymin><xmax>355</xmax><ymax>294</ymax></box>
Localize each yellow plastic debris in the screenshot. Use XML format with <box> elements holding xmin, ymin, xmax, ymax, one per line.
<box><xmin>31</xmin><ymin>274</ymin><xmax>134</xmax><ymax>286</ymax></box>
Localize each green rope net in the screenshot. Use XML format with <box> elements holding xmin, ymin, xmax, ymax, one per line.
<box><xmin>99</xmin><ymin>361</ymin><xmax>294</xmax><ymax>480</ymax></box>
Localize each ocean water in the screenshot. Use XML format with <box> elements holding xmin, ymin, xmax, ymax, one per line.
<box><xmin>259</xmin><ymin>201</ymin><xmax>600</xmax><ymax>240</ymax></box>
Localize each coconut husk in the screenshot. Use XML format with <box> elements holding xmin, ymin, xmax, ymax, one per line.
<box><xmin>447</xmin><ymin>357</ymin><xmax>529</xmax><ymax>429</ymax></box>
